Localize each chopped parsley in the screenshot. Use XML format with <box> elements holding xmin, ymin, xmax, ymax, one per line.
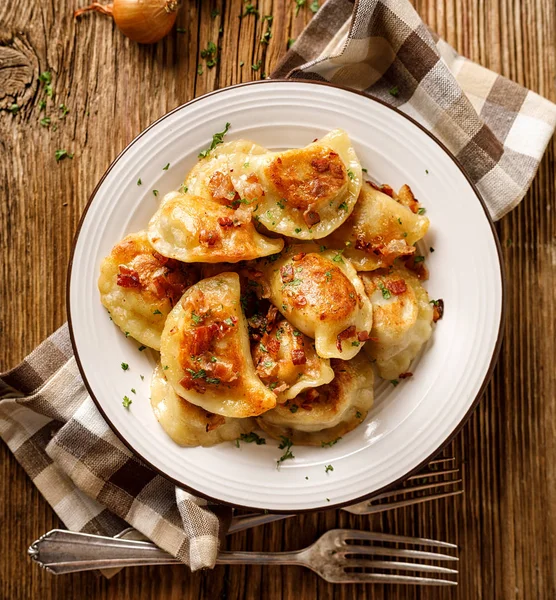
<box><xmin>54</xmin><ymin>149</ymin><xmax>73</xmax><ymax>162</ymax></box>
<box><xmin>425</xmin><ymin>169</ymin><xmax>429</xmax><ymax>174</ymax></box>
<box><xmin>162</xmin><ymin>162</ymin><xmax>170</xmax><ymax>170</ymax></box>
<box><xmin>152</xmin><ymin>309</ymin><xmax>163</xmax><ymax>315</ymax></box>
<box><xmin>122</xmin><ymin>396</ymin><xmax>132</xmax><ymax>408</ymax></box>
<box><xmin>310</xmin><ymin>0</ymin><xmax>319</xmax><ymax>12</ymax></box>
<box><xmin>239</xmin><ymin>432</ymin><xmax>266</xmax><ymax>445</ymax></box>
<box><xmin>351</xmin><ymin>340</ymin><xmax>360</xmax><ymax>347</ymax></box>
<box><xmin>223</xmin><ymin>317</ymin><xmax>235</xmax><ymax>326</ymax></box>
<box><xmin>205</xmin><ymin>377</ymin><xmax>221</xmax><ymax>385</ymax></box>
<box><xmin>191</xmin><ymin>312</ymin><xmax>202</xmax><ymax>325</ymax></box>
<box><xmin>362</xmin><ymin>167</ymin><xmax>368</xmax><ymax>173</ymax></box>
<box><xmin>277</xmin><ymin>436</ymin><xmax>294</xmax><ymax>466</ymax></box>
<box><xmin>187</xmin><ymin>368</ymin><xmax>206</xmax><ymax>380</ymax></box>
<box><xmin>347</xmin><ymin>170</ymin><xmax>355</xmax><ymax>181</ymax></box>
<box><xmin>38</xmin><ymin>99</ymin><xmax>46</xmax><ymax>110</ymax></box>
<box><xmin>240</xmin><ymin>60</ymin><xmax>245</xmax><ymax>67</ymax></box>
<box><xmin>389</xmin><ymin>86</ymin><xmax>399</xmax><ymax>97</ymax></box>
<box><xmin>40</xmin><ymin>117</ymin><xmax>51</xmax><ymax>127</ymax></box>
<box><xmin>211</xmin><ymin>8</ymin><xmax>220</xmax><ymax>18</ymax></box>
<box><xmin>294</xmin><ymin>227</ymin><xmax>302</xmax><ymax>234</ymax></box>
<box><xmin>252</xmin><ymin>59</ymin><xmax>263</xmax><ymax>71</ymax></box>
<box><xmin>259</xmin><ymin>343</ymin><xmax>268</xmax><ymax>353</ymax></box>
<box><xmin>417</xmin><ymin>207</ymin><xmax>426</xmax><ymax>215</ymax></box>
<box><xmin>285</xmin><ymin>278</ymin><xmax>302</xmax><ymax>286</ymax></box>
<box><xmin>397</xmin><ymin>218</ymin><xmax>402</xmax><ymax>225</ymax></box>
<box><xmin>137</xmin><ymin>178</ymin><xmax>142</xmax><ymax>185</ymax></box>
<box><xmin>332</xmin><ymin>250</ymin><xmax>344</xmax><ymax>264</ymax></box>
<box><xmin>124</xmin><ymin>332</ymin><xmax>130</xmax><ymax>337</ymax></box>
<box><xmin>325</xmin><ymin>271</ymin><xmax>332</xmax><ymax>282</ymax></box>
<box><xmin>140</xmin><ymin>374</ymin><xmax>145</xmax><ymax>380</ymax></box>
<box><xmin>180</xmin><ymin>184</ymin><xmax>188</xmax><ymax>194</ymax></box>
<box><xmin>121</xmin><ymin>362</ymin><xmax>129</xmax><ymax>371</ymax></box>
<box><xmin>287</xmin><ymin>38</ymin><xmax>296</xmax><ymax>49</ymax></box>
<box><xmin>277</xmin><ymin>200</ymin><xmax>285</xmax><ymax>209</ymax></box>
<box><xmin>260</xmin><ymin>16</ymin><xmax>272</xmax><ymax>44</ymax></box>
<box><xmin>355</xmin><ymin>411</ymin><xmax>362</xmax><ymax>419</ymax></box>
<box><xmin>289</xmin><ymin>405</ymin><xmax>298</xmax><ymax>413</ymax></box>
<box><xmin>59</xmin><ymin>103</ymin><xmax>69</xmax><ymax>117</ymax></box>
<box><xmin>325</xmin><ymin>464</ymin><xmax>334</xmax><ymax>474</ymax></box>
<box><xmin>378</xmin><ymin>282</ymin><xmax>391</xmax><ymax>299</ymax></box>
<box><xmin>294</xmin><ymin>0</ymin><xmax>306</xmax><ymax>16</ymax></box>
<box><xmin>138</xmin><ymin>345</ymin><xmax>147</xmax><ymax>352</ymax></box>
<box><xmin>176</xmin><ymin>27</ymin><xmax>186</xmax><ymax>33</ymax></box>
<box><xmin>293</xmin><ymin>330</ymin><xmax>301</xmax><ymax>337</ymax></box>
<box><xmin>242</xmin><ymin>2</ymin><xmax>259</xmax><ymax>17</ymax></box>
<box><xmin>10</xmin><ymin>104</ymin><xmax>19</xmax><ymax>115</ymax></box>
<box><xmin>201</xmin><ymin>41</ymin><xmax>218</xmax><ymax>68</ymax></box>
<box><xmin>131</xmin><ymin>388</ymin><xmax>136</xmax><ymax>394</ymax></box>
<box><xmin>390</xmin><ymin>379</ymin><xmax>399</xmax><ymax>387</ymax></box>
<box><xmin>163</xmin><ymin>365</ymin><xmax>169</xmax><ymax>370</ymax></box>
<box><xmin>269</xmin><ymin>382</ymin><xmax>278</xmax><ymax>390</ymax></box>
<box><xmin>321</xmin><ymin>438</ymin><xmax>341</xmax><ymax>447</ymax></box>
<box><xmin>414</xmin><ymin>255</ymin><xmax>425</xmax><ymax>263</ymax></box>
<box><xmin>197</xmin><ymin>64</ymin><xmax>204</xmax><ymax>76</ymax></box>
<box><xmin>338</xmin><ymin>202</ymin><xmax>348</xmax><ymax>211</ymax></box>
<box><xmin>282</xmin><ymin>304</ymin><xmax>288</xmax><ymax>312</ymax></box>
<box><xmin>153</xmin><ymin>189</ymin><xmax>159</xmax><ymax>197</ymax></box>
<box><xmin>199</xmin><ymin>122</ymin><xmax>231</xmax><ymax>158</ymax></box>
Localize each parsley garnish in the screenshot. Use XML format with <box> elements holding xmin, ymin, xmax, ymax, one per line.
<box><xmin>269</xmin><ymin>382</ymin><xmax>278</xmax><ymax>390</ymax></box>
<box><xmin>205</xmin><ymin>377</ymin><xmax>221</xmax><ymax>385</ymax></box>
<box><xmin>414</xmin><ymin>255</ymin><xmax>425</xmax><ymax>263</ymax></box>
<box><xmin>362</xmin><ymin>167</ymin><xmax>368</xmax><ymax>173</ymax></box>
<box><xmin>138</xmin><ymin>345</ymin><xmax>146</xmax><ymax>352</ymax></box>
<box><xmin>40</xmin><ymin>117</ymin><xmax>51</xmax><ymax>127</ymax></box>
<box><xmin>294</xmin><ymin>227</ymin><xmax>302</xmax><ymax>234</ymax></box>
<box><xmin>294</xmin><ymin>0</ymin><xmax>306</xmax><ymax>16</ymax></box>
<box><xmin>277</xmin><ymin>436</ymin><xmax>294</xmax><ymax>466</ymax></box>
<box><xmin>59</xmin><ymin>103</ymin><xmax>69</xmax><ymax>117</ymax></box>
<box><xmin>378</xmin><ymin>282</ymin><xmax>391</xmax><ymax>299</ymax></box>
<box><xmin>332</xmin><ymin>250</ymin><xmax>344</xmax><ymax>263</ymax></box>
<box><xmin>121</xmin><ymin>362</ymin><xmax>129</xmax><ymax>371</ymax></box>
<box><xmin>211</xmin><ymin>8</ymin><xmax>219</xmax><ymax>18</ymax></box>
<box><xmin>277</xmin><ymin>200</ymin><xmax>285</xmax><ymax>209</ymax></box>
<box><xmin>122</xmin><ymin>396</ymin><xmax>132</xmax><ymax>408</ymax></box>
<box><xmin>223</xmin><ymin>317</ymin><xmax>235</xmax><ymax>326</ymax></box>
<box><xmin>338</xmin><ymin>202</ymin><xmax>348</xmax><ymax>211</ymax></box>
<box><xmin>417</xmin><ymin>207</ymin><xmax>426</xmax><ymax>215</ymax></box>
<box><xmin>9</xmin><ymin>104</ymin><xmax>19</xmax><ymax>115</ymax></box>
<box><xmin>325</xmin><ymin>271</ymin><xmax>332</xmax><ymax>282</ymax></box>
<box><xmin>310</xmin><ymin>0</ymin><xmax>319</xmax><ymax>12</ymax></box>
<box><xmin>239</xmin><ymin>432</ymin><xmax>266</xmax><ymax>445</ymax></box>
<box><xmin>260</xmin><ymin>16</ymin><xmax>272</xmax><ymax>44</ymax></box>
<box><xmin>197</xmin><ymin>64</ymin><xmax>204</xmax><ymax>76</ymax></box>
<box><xmin>191</xmin><ymin>312</ymin><xmax>202</xmax><ymax>325</ymax></box>
<box><xmin>199</xmin><ymin>122</ymin><xmax>231</xmax><ymax>158</ymax></box>
<box><xmin>390</xmin><ymin>379</ymin><xmax>399</xmax><ymax>387</ymax></box>
<box><xmin>201</xmin><ymin>41</ymin><xmax>218</xmax><ymax>68</ymax></box>
<box><xmin>140</xmin><ymin>374</ymin><xmax>144</xmax><ymax>380</ymax></box>
<box><xmin>137</xmin><ymin>178</ymin><xmax>142</xmax><ymax>185</ymax></box>
<box><xmin>176</xmin><ymin>27</ymin><xmax>186</xmax><ymax>33</ymax></box>
<box><xmin>285</xmin><ymin>278</ymin><xmax>302</xmax><ymax>286</ymax></box>
<box><xmin>162</xmin><ymin>162</ymin><xmax>170</xmax><ymax>170</ymax></box>
<box><xmin>425</xmin><ymin>169</ymin><xmax>429</xmax><ymax>174</ymax></box>
<box><xmin>325</xmin><ymin>464</ymin><xmax>333</xmax><ymax>474</ymax></box>
<box><xmin>163</xmin><ymin>365</ymin><xmax>169</xmax><ymax>370</ymax></box>
<box><xmin>38</xmin><ymin>99</ymin><xmax>46</xmax><ymax>110</ymax></box>
<box><xmin>321</xmin><ymin>438</ymin><xmax>341</xmax><ymax>447</ymax></box>
<box><xmin>259</xmin><ymin>343</ymin><xmax>268</xmax><ymax>353</ymax></box>
<box><xmin>152</xmin><ymin>309</ymin><xmax>163</xmax><ymax>315</ymax></box>
<box><xmin>356</xmin><ymin>411</ymin><xmax>362</xmax><ymax>419</ymax></box>
<box><xmin>351</xmin><ymin>340</ymin><xmax>360</xmax><ymax>347</ymax></box>
<box><xmin>287</xmin><ymin>38</ymin><xmax>296</xmax><ymax>49</ymax></box>
<box><xmin>187</xmin><ymin>368</ymin><xmax>206</xmax><ymax>379</ymax></box>
<box><xmin>54</xmin><ymin>149</ymin><xmax>73</xmax><ymax>162</ymax></box>
<box><xmin>242</xmin><ymin>3</ymin><xmax>259</xmax><ymax>17</ymax></box>
<box><xmin>153</xmin><ymin>189</ymin><xmax>159</xmax><ymax>197</ymax></box>
<box><xmin>397</xmin><ymin>217</ymin><xmax>402</xmax><ymax>225</ymax></box>
<box><xmin>131</xmin><ymin>388</ymin><xmax>136</xmax><ymax>394</ymax></box>
<box><xmin>389</xmin><ymin>86</ymin><xmax>399</xmax><ymax>97</ymax></box>
<box><xmin>293</xmin><ymin>330</ymin><xmax>301</xmax><ymax>337</ymax></box>
<box><xmin>347</xmin><ymin>170</ymin><xmax>355</xmax><ymax>181</ymax></box>
<box><xmin>252</xmin><ymin>59</ymin><xmax>263</xmax><ymax>71</ymax></box>
<box><xmin>289</xmin><ymin>405</ymin><xmax>298</xmax><ymax>413</ymax></box>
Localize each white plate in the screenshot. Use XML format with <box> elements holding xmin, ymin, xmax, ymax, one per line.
<box><xmin>68</xmin><ymin>81</ymin><xmax>504</xmax><ymax>512</ymax></box>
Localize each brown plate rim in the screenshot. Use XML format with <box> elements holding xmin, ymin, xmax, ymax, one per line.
<box><xmin>67</xmin><ymin>78</ymin><xmax>506</xmax><ymax>514</ymax></box>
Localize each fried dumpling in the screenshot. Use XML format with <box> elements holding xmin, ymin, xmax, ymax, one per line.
<box><xmin>98</xmin><ymin>231</ymin><xmax>198</xmax><ymax>350</ymax></box>
<box><xmin>257</xmin><ymin>354</ymin><xmax>374</xmax><ymax>446</ymax></box>
<box><xmin>256</xmin><ymin>244</ymin><xmax>373</xmax><ymax>360</ymax></box>
<box><xmin>227</xmin><ymin>129</ymin><xmax>362</xmax><ymax>240</ymax></box>
<box><xmin>326</xmin><ymin>183</ymin><xmax>429</xmax><ymax>271</ymax></box>
<box><xmin>360</xmin><ymin>264</ymin><xmax>434</xmax><ymax>380</ymax></box>
<box><xmin>251</xmin><ymin>316</ymin><xmax>335</xmax><ymax>402</ymax></box>
<box><xmin>160</xmin><ymin>272</ymin><xmax>277</xmax><ymax>418</ymax></box>
<box><xmin>150</xmin><ymin>363</ymin><xmax>255</xmax><ymax>447</ymax></box>
<box><xmin>148</xmin><ymin>191</ymin><xmax>284</xmax><ymax>264</ymax></box>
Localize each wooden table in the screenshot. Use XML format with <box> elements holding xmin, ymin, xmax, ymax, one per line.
<box><xmin>1</xmin><ymin>1</ymin><xmax>554</xmax><ymax>598</ymax></box>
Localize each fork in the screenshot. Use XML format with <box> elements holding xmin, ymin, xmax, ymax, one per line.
<box><xmin>28</xmin><ymin>528</ymin><xmax>458</xmax><ymax>585</ymax></box>
<box><xmin>229</xmin><ymin>457</ymin><xmax>463</xmax><ymax>533</ymax></box>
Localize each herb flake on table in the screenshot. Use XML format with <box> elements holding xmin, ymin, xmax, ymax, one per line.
<box><xmin>55</xmin><ymin>149</ymin><xmax>73</xmax><ymax>162</ymax></box>
<box><xmin>242</xmin><ymin>3</ymin><xmax>259</xmax><ymax>17</ymax></box>
<box><xmin>211</xmin><ymin>8</ymin><xmax>220</xmax><ymax>18</ymax></box>
<box><xmin>310</xmin><ymin>0</ymin><xmax>319</xmax><ymax>12</ymax></box>
<box><xmin>287</xmin><ymin>38</ymin><xmax>296</xmax><ymax>49</ymax></box>
<box><xmin>40</xmin><ymin>117</ymin><xmax>51</xmax><ymax>127</ymax></box>
<box><xmin>389</xmin><ymin>86</ymin><xmax>399</xmax><ymax>97</ymax></box>
<box><xmin>201</xmin><ymin>41</ymin><xmax>218</xmax><ymax>68</ymax></box>
<box><xmin>199</xmin><ymin>122</ymin><xmax>231</xmax><ymax>158</ymax></box>
<box><xmin>59</xmin><ymin>104</ymin><xmax>69</xmax><ymax>118</ymax></box>
<box><xmin>294</xmin><ymin>0</ymin><xmax>306</xmax><ymax>16</ymax></box>
<box><xmin>252</xmin><ymin>59</ymin><xmax>263</xmax><ymax>71</ymax></box>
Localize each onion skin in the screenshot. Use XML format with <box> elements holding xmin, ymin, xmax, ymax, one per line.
<box><xmin>74</xmin><ymin>0</ymin><xmax>179</xmax><ymax>45</ymax></box>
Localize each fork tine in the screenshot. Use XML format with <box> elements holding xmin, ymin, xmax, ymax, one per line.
<box><xmin>368</xmin><ymin>478</ymin><xmax>463</xmax><ymax>502</ymax></box>
<box><xmin>341</xmin><ymin>544</ymin><xmax>458</xmax><ymax>562</ymax></box>
<box><xmin>338</xmin><ymin>530</ymin><xmax>458</xmax><ymax>550</ymax></box>
<box><xmin>341</xmin><ymin>572</ymin><xmax>457</xmax><ymax>585</ymax></box>
<box><xmin>407</xmin><ymin>467</ymin><xmax>460</xmax><ymax>480</ymax></box>
<box><xmin>349</xmin><ymin>489</ymin><xmax>464</xmax><ymax>515</ymax></box>
<box><xmin>345</xmin><ymin>559</ymin><xmax>458</xmax><ymax>574</ymax></box>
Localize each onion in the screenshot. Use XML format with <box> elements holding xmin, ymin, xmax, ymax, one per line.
<box><xmin>74</xmin><ymin>0</ymin><xmax>180</xmax><ymax>44</ymax></box>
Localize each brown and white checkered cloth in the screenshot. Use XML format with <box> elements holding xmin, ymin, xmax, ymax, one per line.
<box><xmin>1</xmin><ymin>0</ymin><xmax>555</xmax><ymax>575</ymax></box>
<box><xmin>275</xmin><ymin>0</ymin><xmax>556</xmax><ymax>220</ymax></box>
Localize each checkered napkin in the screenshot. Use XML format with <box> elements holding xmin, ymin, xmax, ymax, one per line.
<box><xmin>2</xmin><ymin>0</ymin><xmax>556</xmax><ymax>577</ymax></box>
<box><xmin>275</xmin><ymin>0</ymin><xmax>556</xmax><ymax>220</ymax></box>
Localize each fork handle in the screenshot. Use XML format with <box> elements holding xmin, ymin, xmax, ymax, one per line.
<box><xmin>229</xmin><ymin>512</ymin><xmax>292</xmax><ymax>533</ymax></box>
<box><xmin>29</xmin><ymin>529</ymin><xmax>306</xmax><ymax>574</ymax></box>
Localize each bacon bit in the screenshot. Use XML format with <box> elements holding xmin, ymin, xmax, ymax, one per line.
<box><xmin>380</xmin><ymin>184</ymin><xmax>395</xmax><ymax>198</ymax></box>
<box><xmin>245</xmin><ymin>268</ymin><xmax>264</xmax><ymax>279</ymax></box>
<box><xmin>386</xmin><ymin>279</ymin><xmax>407</xmax><ymax>295</ymax></box>
<box><xmin>280</xmin><ymin>264</ymin><xmax>294</xmax><ymax>283</ymax></box>
<box><xmin>233</xmin><ymin>204</ymin><xmax>252</xmax><ymax>225</ymax></box>
<box><xmin>266</xmin><ymin>337</ymin><xmax>281</xmax><ymax>358</ymax></box>
<box><xmin>292</xmin><ymin>252</ymin><xmax>306</xmax><ymax>261</ymax></box>
<box><xmin>303</xmin><ymin>208</ymin><xmax>321</xmax><ymax>227</ymax></box>
<box><xmin>293</xmin><ymin>294</ymin><xmax>307</xmax><ymax>307</ymax></box>
<box><xmin>250</xmin><ymin>332</ymin><xmax>261</xmax><ymax>342</ymax></box>
<box><xmin>273</xmin><ymin>382</ymin><xmax>289</xmax><ymax>394</ymax></box>
<box><xmin>403</xmin><ymin>255</ymin><xmax>429</xmax><ymax>280</ymax></box>
<box><xmin>199</xmin><ymin>229</ymin><xmax>220</xmax><ymax>247</ymax></box>
<box><xmin>367</xmin><ymin>180</ymin><xmax>381</xmax><ymax>191</ymax></box>
<box><xmin>217</xmin><ymin>216</ymin><xmax>234</xmax><ymax>228</ymax></box>
<box><xmin>152</xmin><ymin>251</ymin><xmax>179</xmax><ymax>269</ymax></box>
<box><xmin>117</xmin><ymin>265</ymin><xmax>141</xmax><ymax>288</ymax></box>
<box><xmin>396</xmin><ymin>184</ymin><xmax>420</xmax><ymax>214</ymax></box>
<box><xmin>179</xmin><ymin>374</ymin><xmax>206</xmax><ymax>394</ymax></box>
<box><xmin>266</xmin><ymin>305</ymin><xmax>279</xmax><ymax>328</ymax></box>
<box><xmin>190</xmin><ymin>325</ymin><xmax>215</xmax><ymax>356</ymax></box>
<box><xmin>205</xmin><ymin>414</ymin><xmax>226</xmax><ymax>432</ymax></box>
<box><xmin>336</xmin><ymin>325</ymin><xmax>356</xmax><ymax>352</ymax></box>
<box><xmin>311</xmin><ymin>157</ymin><xmax>330</xmax><ymax>172</ymax></box>
<box><xmin>432</xmin><ymin>299</ymin><xmax>444</xmax><ymax>322</ymax></box>
<box><xmin>208</xmin><ymin>171</ymin><xmax>237</xmax><ymax>202</ymax></box>
<box><xmin>398</xmin><ymin>372</ymin><xmax>413</xmax><ymax>379</ymax></box>
<box><xmin>210</xmin><ymin>361</ymin><xmax>238</xmax><ymax>383</ymax></box>
<box><xmin>235</xmin><ymin>173</ymin><xmax>265</xmax><ymax>200</ymax></box>
<box><xmin>305</xmin><ymin>389</ymin><xmax>320</xmax><ymax>403</ymax></box>
<box><xmin>291</xmin><ymin>347</ymin><xmax>306</xmax><ymax>366</ymax></box>
<box><xmin>357</xmin><ymin>331</ymin><xmax>370</xmax><ymax>342</ymax></box>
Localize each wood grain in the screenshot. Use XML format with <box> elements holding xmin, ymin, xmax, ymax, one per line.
<box><xmin>1</xmin><ymin>1</ymin><xmax>555</xmax><ymax>598</ymax></box>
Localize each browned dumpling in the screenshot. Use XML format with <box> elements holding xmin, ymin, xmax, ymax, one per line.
<box><xmin>160</xmin><ymin>272</ymin><xmax>277</xmax><ymax>418</ymax></box>
<box><xmin>98</xmin><ymin>231</ymin><xmax>198</xmax><ymax>349</ymax></box>
<box><xmin>251</xmin><ymin>317</ymin><xmax>334</xmax><ymax>402</ymax></box>
<box><xmin>257</xmin><ymin>354</ymin><xmax>374</xmax><ymax>446</ymax></box>
<box><xmin>325</xmin><ymin>183</ymin><xmax>429</xmax><ymax>271</ymax></box>
<box><xmin>148</xmin><ymin>191</ymin><xmax>284</xmax><ymax>264</ymax></box>
<box><xmin>150</xmin><ymin>364</ymin><xmax>255</xmax><ymax>447</ymax></box>
<box><xmin>360</xmin><ymin>264</ymin><xmax>434</xmax><ymax>380</ymax></box>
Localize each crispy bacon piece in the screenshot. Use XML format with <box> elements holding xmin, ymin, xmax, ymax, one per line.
<box><xmin>266</xmin><ymin>337</ymin><xmax>281</xmax><ymax>358</ymax></box>
<box><xmin>208</xmin><ymin>171</ymin><xmax>237</xmax><ymax>202</ymax></box>
<box><xmin>209</xmin><ymin>361</ymin><xmax>238</xmax><ymax>383</ymax></box>
<box><xmin>179</xmin><ymin>374</ymin><xmax>206</xmax><ymax>394</ymax></box>
<box><xmin>199</xmin><ymin>229</ymin><xmax>220</xmax><ymax>247</ymax></box>
<box><xmin>303</xmin><ymin>208</ymin><xmax>321</xmax><ymax>227</ymax></box>
<box><xmin>396</xmin><ymin>184</ymin><xmax>420</xmax><ymax>214</ymax></box>
<box><xmin>280</xmin><ymin>264</ymin><xmax>294</xmax><ymax>283</ymax></box>
<box><xmin>292</xmin><ymin>253</ymin><xmax>306</xmax><ymax>261</ymax></box>
<box><xmin>336</xmin><ymin>325</ymin><xmax>356</xmax><ymax>352</ymax></box>
<box><xmin>380</xmin><ymin>184</ymin><xmax>395</xmax><ymax>198</ymax></box>
<box><xmin>304</xmin><ymin>388</ymin><xmax>320</xmax><ymax>406</ymax></box>
<box><xmin>117</xmin><ymin>265</ymin><xmax>141</xmax><ymax>288</ymax></box>
<box><xmin>386</xmin><ymin>279</ymin><xmax>407</xmax><ymax>295</ymax></box>
<box><xmin>367</xmin><ymin>180</ymin><xmax>381</xmax><ymax>191</ymax></box>
<box><xmin>432</xmin><ymin>299</ymin><xmax>444</xmax><ymax>323</ymax></box>
<box><xmin>205</xmin><ymin>413</ymin><xmax>226</xmax><ymax>432</ymax></box>
<box><xmin>398</xmin><ymin>372</ymin><xmax>413</xmax><ymax>379</ymax></box>
<box><xmin>291</xmin><ymin>347</ymin><xmax>306</xmax><ymax>366</ymax></box>
<box><xmin>190</xmin><ymin>325</ymin><xmax>215</xmax><ymax>356</ymax></box>
<box><xmin>217</xmin><ymin>216</ymin><xmax>234</xmax><ymax>228</ymax></box>
<box><xmin>357</xmin><ymin>331</ymin><xmax>370</xmax><ymax>342</ymax></box>
<box><xmin>293</xmin><ymin>294</ymin><xmax>307</xmax><ymax>307</ymax></box>
<box><xmin>266</xmin><ymin>305</ymin><xmax>279</xmax><ymax>328</ymax></box>
<box><xmin>152</xmin><ymin>251</ymin><xmax>179</xmax><ymax>269</ymax></box>
<box><xmin>311</xmin><ymin>157</ymin><xmax>330</xmax><ymax>172</ymax></box>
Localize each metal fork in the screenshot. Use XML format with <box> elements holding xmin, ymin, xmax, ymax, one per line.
<box><xmin>29</xmin><ymin>528</ymin><xmax>458</xmax><ymax>585</ymax></box>
<box><xmin>229</xmin><ymin>457</ymin><xmax>463</xmax><ymax>533</ymax></box>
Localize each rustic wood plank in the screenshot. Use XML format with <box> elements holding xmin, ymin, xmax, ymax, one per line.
<box><xmin>1</xmin><ymin>0</ymin><xmax>555</xmax><ymax>599</ymax></box>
